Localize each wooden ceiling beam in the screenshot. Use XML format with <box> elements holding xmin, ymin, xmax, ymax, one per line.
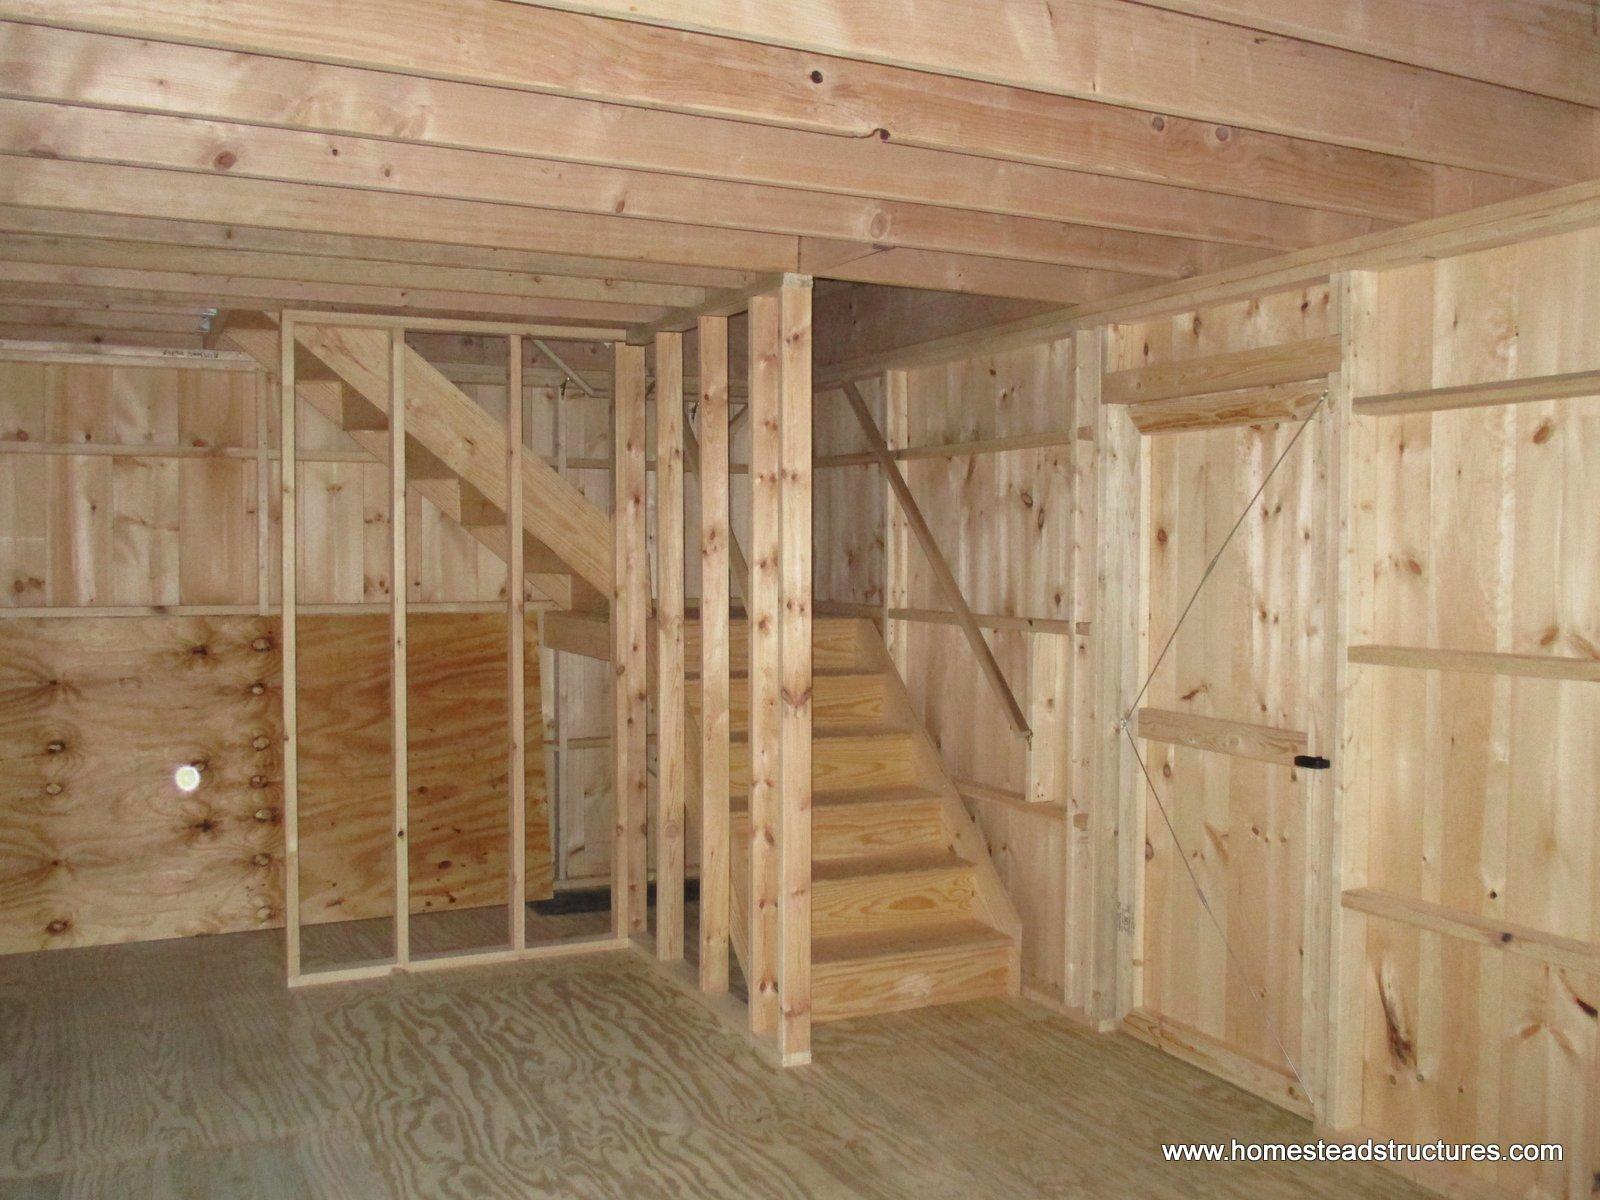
<box><xmin>0</xmin><ymin>98</ymin><xmax>1252</xmax><ymax>277</ymax></box>
<box><xmin>0</xmin><ymin>157</ymin><xmax>800</xmax><ymax>275</ymax></box>
<box><xmin>805</xmin><ymin>244</ymin><xmax>1161</xmax><ymax>305</ymax></box>
<box><xmin>0</xmin><ymin>21</ymin><xmax>1398</xmax><ymax>243</ymax></box>
<box><xmin>0</xmin><ymin>304</ymin><xmax>205</xmax><ymax>334</ymax></box>
<box><xmin>0</xmin><ymin>205</ymin><xmax>748</xmax><ymax>294</ymax></box>
<box><xmin>0</xmin><ymin>233</ymin><xmax>704</xmax><ymax>312</ymax></box>
<box><xmin>1131</xmin><ymin>0</ymin><xmax>1600</xmax><ymax>108</ymax></box>
<box><xmin>509</xmin><ymin>0</ymin><xmax>1596</xmax><ymax>182</ymax></box>
<box><xmin>0</xmin><ymin>323</ymin><xmax>206</xmax><ymax>349</ymax></box>
<box><xmin>0</xmin><ymin>5</ymin><xmax>1478</xmax><ymax>222</ymax></box>
<box><xmin>0</xmin><ymin>262</ymin><xmax>662</xmax><ymax>328</ymax></box>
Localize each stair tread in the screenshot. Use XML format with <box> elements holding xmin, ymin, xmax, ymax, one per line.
<box><xmin>726</xmin><ymin>722</ymin><xmax>906</xmax><ymax>745</ymax></box>
<box><xmin>730</xmin><ymin>785</ymin><xmax>942</xmax><ymax>818</ymax></box>
<box><xmin>813</xmin><ymin>919</ymin><xmax>1013</xmax><ymax>966</ymax></box>
<box><xmin>812</xmin><ymin>848</ymin><xmax>971</xmax><ymax>883</ymax></box>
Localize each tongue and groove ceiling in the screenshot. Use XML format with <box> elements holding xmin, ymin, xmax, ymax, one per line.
<box><xmin>0</xmin><ymin>0</ymin><xmax>1594</xmax><ymax>353</ymax></box>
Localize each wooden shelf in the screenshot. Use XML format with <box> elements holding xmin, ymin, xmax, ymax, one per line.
<box><xmin>1350</xmin><ymin>643</ymin><xmax>1600</xmax><ymax>682</ymax></box>
<box><xmin>1354</xmin><ymin>367</ymin><xmax>1600</xmax><ymax>416</ymax></box>
<box><xmin>1343</xmin><ymin>888</ymin><xmax>1600</xmax><ymax>976</ymax></box>
<box><xmin>1133</xmin><ymin>707</ymin><xmax>1308</xmax><ymax>766</ymax></box>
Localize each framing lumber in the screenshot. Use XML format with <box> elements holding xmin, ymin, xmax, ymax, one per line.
<box><xmin>506</xmin><ymin>336</ymin><xmax>527</xmax><ymax>952</ymax></box>
<box><xmin>1353</xmin><ymin>368</ymin><xmax>1600</xmax><ymax>417</ymax></box>
<box><xmin>0</xmin><ymin>21</ymin><xmax>1404</xmax><ymax>248</ymax></box>
<box><xmin>520</xmin><ymin>0</ymin><xmax>1596</xmax><ymax>182</ymax></box>
<box><xmin>1133</xmin><ymin>708</ymin><xmax>1309</xmax><ymax>767</ymax></box>
<box><xmin>279</xmin><ymin>316</ymin><xmax>301</xmax><ymax>981</ymax></box>
<box><xmin>776</xmin><ymin>276</ymin><xmax>813</xmax><ymax>1065</ymax></box>
<box><xmin>697</xmin><ymin>313</ymin><xmax>731</xmax><ymax>995</ymax></box>
<box><xmin>1348</xmin><ymin>644</ymin><xmax>1600</xmax><ymax>684</ymax></box>
<box><xmin>389</xmin><ymin>327</ymin><xmax>410</xmax><ymax>965</ymax></box>
<box><xmin>0</xmin><ymin>3</ymin><xmax>1460</xmax><ymax>220</ymax></box>
<box><xmin>1103</xmin><ymin>336</ymin><xmax>1341</xmax><ymax>405</ymax></box>
<box><xmin>838</xmin><ymin>381</ymin><xmax>1031</xmax><ymax>740</ymax></box>
<box><xmin>1123</xmin><ymin>382</ymin><xmax>1327</xmax><ymax>435</ymax></box>
<box><xmin>746</xmin><ymin>290</ymin><xmax>782</xmax><ymax>1038</ymax></box>
<box><xmin>654</xmin><ymin>331</ymin><xmax>686</xmax><ymax>962</ymax></box>
<box><xmin>612</xmin><ymin>342</ymin><xmax>649</xmax><ymax>939</ymax></box>
<box><xmin>1341</xmin><ymin>888</ymin><xmax>1600</xmax><ymax>978</ymax></box>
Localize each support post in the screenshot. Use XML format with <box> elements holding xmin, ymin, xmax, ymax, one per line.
<box><xmin>612</xmin><ymin>342</ymin><xmax>649</xmax><ymax>938</ymax></box>
<box><xmin>697</xmin><ymin>314</ymin><xmax>731</xmax><ymax>994</ymax></box>
<box><xmin>507</xmin><ymin>335</ymin><xmax>527</xmax><ymax>950</ymax></box>
<box><xmin>390</xmin><ymin>327</ymin><xmax>410</xmax><ymax>965</ymax></box>
<box><xmin>655</xmin><ymin>331</ymin><xmax>686</xmax><ymax>961</ymax></box>
<box><xmin>1084</xmin><ymin>325</ymin><xmax>1143</xmax><ymax>1026</ymax></box>
<box><xmin>746</xmin><ymin>291</ymin><xmax>782</xmax><ymax>1036</ymax></box>
<box><xmin>776</xmin><ymin>276</ymin><xmax>814</xmax><ymax>1064</ymax></box>
<box><xmin>279</xmin><ymin>317</ymin><xmax>300</xmax><ymax>982</ymax></box>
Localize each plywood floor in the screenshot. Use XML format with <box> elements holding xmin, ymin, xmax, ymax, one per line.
<box><xmin>0</xmin><ymin>920</ymin><xmax>1429</xmax><ymax>1199</ymax></box>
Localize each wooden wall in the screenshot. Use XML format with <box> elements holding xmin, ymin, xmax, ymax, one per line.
<box><xmin>1340</xmin><ymin>227</ymin><xmax>1600</xmax><ymax>1199</ymax></box>
<box><xmin>0</xmin><ymin>357</ymin><xmax>553</xmax><ymax>954</ymax></box>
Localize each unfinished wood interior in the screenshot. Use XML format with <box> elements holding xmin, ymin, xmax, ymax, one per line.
<box><xmin>1</xmin><ymin>3</ymin><xmax>1597</xmax><ymax>1195</ymax></box>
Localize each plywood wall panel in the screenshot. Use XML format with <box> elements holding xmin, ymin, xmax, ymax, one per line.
<box><xmin>0</xmin><ymin>612</ymin><xmax>551</xmax><ymax>955</ymax></box>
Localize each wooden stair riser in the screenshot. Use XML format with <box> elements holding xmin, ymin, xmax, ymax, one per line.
<box><xmin>688</xmin><ymin>673</ymin><xmax>892</xmax><ymax>734</ymax></box>
<box><xmin>728</xmin><ymin>734</ymin><xmax>925</xmax><ymax>795</ymax></box>
<box><xmin>813</xmin><ymin>937</ymin><xmax>1014</xmax><ymax>1022</ymax></box>
<box><xmin>730</xmin><ymin>797</ymin><xmax>948</xmax><ymax>864</ymax></box>
<box><xmin>811</xmin><ymin>864</ymin><xmax>979</xmax><ymax>940</ymax></box>
<box><xmin>684</xmin><ymin>618</ymin><xmax>873</xmax><ymax>674</ymax></box>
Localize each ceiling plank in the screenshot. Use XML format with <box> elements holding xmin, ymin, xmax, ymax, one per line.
<box><xmin>0</xmin><ymin>21</ymin><xmax>1396</xmax><ymax>244</ymax></box>
<box><xmin>0</xmin><ymin>261</ymin><xmax>665</xmax><ymax>326</ymax></box>
<box><xmin>1133</xmin><ymin>0</ymin><xmax>1600</xmax><ymax>108</ymax></box>
<box><xmin>502</xmin><ymin>0</ymin><xmax>1597</xmax><ymax>179</ymax></box>
<box><xmin>0</xmin><ymin>156</ymin><xmax>801</xmax><ymax>274</ymax></box>
<box><xmin>805</xmin><ymin>245</ymin><xmax>1161</xmax><ymax>305</ymax></box>
<box><xmin>0</xmin><ymin>3</ymin><xmax>1464</xmax><ymax>221</ymax></box>
<box><xmin>0</xmin><ymin>204</ymin><xmax>747</xmax><ymax>294</ymax></box>
<box><xmin>0</xmin><ymin>97</ymin><xmax>1255</xmax><ymax>276</ymax></box>
<box><xmin>0</xmin><ymin>233</ymin><xmax>707</xmax><ymax>311</ymax></box>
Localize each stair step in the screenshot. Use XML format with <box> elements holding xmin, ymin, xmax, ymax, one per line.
<box><xmin>729</xmin><ymin>731</ymin><xmax>923</xmax><ymax>795</ymax></box>
<box><xmin>812</xmin><ymin>850</ymin><xmax>978</xmax><ymax>939</ymax></box>
<box><xmin>730</xmin><ymin>786</ymin><xmax>948</xmax><ymax>860</ymax></box>
<box><xmin>686</xmin><ymin>618</ymin><xmax>872</xmax><ymax>673</ymax></box>
<box><xmin>812</xmin><ymin>920</ymin><xmax>1014</xmax><ymax>1022</ymax></box>
<box><xmin>688</xmin><ymin>671</ymin><xmax>892</xmax><ymax>732</ymax></box>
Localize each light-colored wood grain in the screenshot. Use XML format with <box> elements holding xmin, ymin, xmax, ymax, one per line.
<box><xmin>654</xmin><ymin>330</ymin><xmax>685</xmax><ymax>961</ymax></box>
<box><xmin>611</xmin><ymin>342</ymin><xmax>647</xmax><ymax>938</ymax></box>
<box><xmin>1134</xmin><ymin>707</ymin><xmax>1309</xmax><ymax>766</ymax></box>
<box><xmin>697</xmin><ymin>313</ymin><xmax>731</xmax><ymax>994</ymax></box>
<box><xmin>387</xmin><ymin>328</ymin><xmax>408</xmax><ymax>966</ymax></box>
<box><xmin>1104</xmin><ymin>335</ymin><xmax>1340</xmax><ymax>405</ymax></box>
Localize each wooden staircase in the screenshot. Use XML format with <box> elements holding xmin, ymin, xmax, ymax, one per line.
<box><xmin>226</xmin><ymin>309</ymin><xmax>1019</xmax><ymax>1021</ymax></box>
<box><xmin>673</xmin><ymin>614</ymin><xmax>1020</xmax><ymax>1020</ymax></box>
<box><xmin>220</xmin><ymin>311</ymin><xmax>611</xmax><ymax>611</ymax></box>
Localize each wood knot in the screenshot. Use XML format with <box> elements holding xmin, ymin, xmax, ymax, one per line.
<box><xmin>250</xmin><ymin>774</ymin><xmax>267</xmax><ymax>788</ymax></box>
<box><xmin>46</xmin><ymin>739</ymin><xmax>65</xmax><ymax>754</ymax></box>
<box><xmin>252</xmin><ymin>735</ymin><xmax>271</xmax><ymax>750</ymax></box>
<box><xmin>46</xmin><ymin>918</ymin><xmax>71</xmax><ymax>935</ymax></box>
<box><xmin>252</xmin><ymin>637</ymin><xmax>272</xmax><ymax>652</ymax></box>
<box><xmin>44</xmin><ymin>782</ymin><xmax>62</xmax><ymax>796</ymax></box>
<box><xmin>253</xmin><ymin>808</ymin><xmax>275</xmax><ymax>823</ymax></box>
<box><xmin>250</xmin><ymin>682</ymin><xmax>266</xmax><ymax>696</ymax></box>
<box><xmin>213</xmin><ymin>149</ymin><xmax>237</xmax><ymax>171</ymax></box>
<box><xmin>252</xmin><ymin>852</ymin><xmax>271</xmax><ymax>867</ymax></box>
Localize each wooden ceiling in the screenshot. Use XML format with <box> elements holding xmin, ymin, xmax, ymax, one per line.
<box><xmin>0</xmin><ymin>0</ymin><xmax>1594</xmax><ymax>351</ymax></box>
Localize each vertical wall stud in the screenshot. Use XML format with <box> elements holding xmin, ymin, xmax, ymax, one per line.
<box><xmin>612</xmin><ymin>342</ymin><xmax>649</xmax><ymax>938</ymax></box>
<box><xmin>390</xmin><ymin>327</ymin><xmax>410</xmax><ymax>966</ymax></box>
<box><xmin>697</xmin><ymin>314</ymin><xmax>731</xmax><ymax>993</ymax></box>
<box><xmin>655</xmin><ymin>331</ymin><xmax>686</xmax><ymax>961</ymax></box>
<box><xmin>776</xmin><ymin>275</ymin><xmax>814</xmax><ymax>1064</ymax></box>
<box><xmin>279</xmin><ymin>317</ymin><xmax>300</xmax><ymax>982</ymax></box>
<box><xmin>746</xmin><ymin>292</ymin><xmax>782</xmax><ymax>1036</ymax></box>
<box><xmin>507</xmin><ymin>335</ymin><xmax>527</xmax><ymax>951</ymax></box>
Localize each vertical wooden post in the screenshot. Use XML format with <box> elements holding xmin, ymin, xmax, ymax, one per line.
<box><xmin>697</xmin><ymin>314</ymin><xmax>731</xmax><ymax>994</ymax></box>
<box><xmin>612</xmin><ymin>342</ymin><xmax>649</xmax><ymax>938</ymax></box>
<box><xmin>390</xmin><ymin>327</ymin><xmax>410</xmax><ymax>966</ymax></box>
<box><xmin>279</xmin><ymin>317</ymin><xmax>300</xmax><ymax>982</ymax></box>
<box><xmin>507</xmin><ymin>335</ymin><xmax>527</xmax><ymax>951</ymax></box>
<box><xmin>1322</xmin><ymin>270</ymin><xmax>1375</xmax><ymax>1133</ymax></box>
<box><xmin>1084</xmin><ymin>325</ymin><xmax>1143</xmax><ymax>1026</ymax></box>
<box><xmin>746</xmin><ymin>292</ymin><xmax>782</xmax><ymax>1035</ymax></box>
<box><xmin>776</xmin><ymin>275</ymin><xmax>814</xmax><ymax>1064</ymax></box>
<box><xmin>255</xmin><ymin>371</ymin><xmax>270</xmax><ymax>615</ymax></box>
<box><xmin>655</xmin><ymin>331</ymin><xmax>686</xmax><ymax>961</ymax></box>
<box><xmin>882</xmin><ymin>369</ymin><xmax>909</xmax><ymax>674</ymax></box>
